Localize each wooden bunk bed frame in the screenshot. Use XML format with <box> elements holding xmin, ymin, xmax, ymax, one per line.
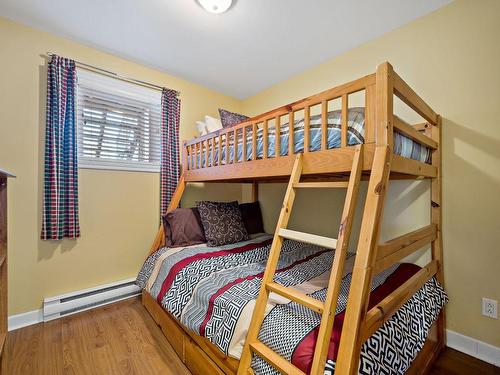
<box><xmin>142</xmin><ymin>62</ymin><xmax>445</xmax><ymax>375</ymax></box>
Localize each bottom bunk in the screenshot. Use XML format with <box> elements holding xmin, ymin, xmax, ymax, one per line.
<box><xmin>142</xmin><ymin>292</ymin><xmax>443</xmax><ymax>375</ymax></box>
<box><xmin>137</xmin><ymin>235</ymin><xmax>447</xmax><ymax>374</ymax></box>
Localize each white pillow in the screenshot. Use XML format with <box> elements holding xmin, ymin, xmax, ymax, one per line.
<box><xmin>204</xmin><ymin>115</ymin><xmax>223</xmax><ymax>133</ymax></box>
<box><xmin>196</xmin><ymin>121</ymin><xmax>208</xmax><ymax>136</ymax></box>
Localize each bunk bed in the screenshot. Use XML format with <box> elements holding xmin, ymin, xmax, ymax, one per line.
<box><xmin>138</xmin><ymin>62</ymin><xmax>446</xmax><ymax>375</ymax></box>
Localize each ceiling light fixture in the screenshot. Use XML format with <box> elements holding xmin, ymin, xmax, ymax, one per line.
<box><xmin>197</xmin><ymin>0</ymin><xmax>232</xmax><ymax>14</ymax></box>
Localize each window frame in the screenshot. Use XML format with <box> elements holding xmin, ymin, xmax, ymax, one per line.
<box><xmin>76</xmin><ymin>69</ymin><xmax>162</xmax><ymax>173</ymax></box>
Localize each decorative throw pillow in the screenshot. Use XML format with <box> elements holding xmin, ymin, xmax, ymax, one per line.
<box><xmin>239</xmin><ymin>202</ymin><xmax>264</xmax><ymax>234</ymax></box>
<box><xmin>218</xmin><ymin>108</ymin><xmax>250</xmax><ymax>129</ymax></box>
<box><xmin>204</xmin><ymin>115</ymin><xmax>223</xmax><ymax>133</ymax></box>
<box><xmin>162</xmin><ymin>208</ymin><xmax>206</xmax><ymax>247</ymax></box>
<box><xmin>196</xmin><ymin>201</ymin><xmax>249</xmax><ymax>246</ymax></box>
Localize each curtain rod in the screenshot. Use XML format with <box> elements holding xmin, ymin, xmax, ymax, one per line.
<box><xmin>46</xmin><ymin>52</ymin><xmax>180</xmax><ymax>96</ymax></box>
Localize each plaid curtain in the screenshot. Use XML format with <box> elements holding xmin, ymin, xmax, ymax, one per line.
<box><xmin>160</xmin><ymin>88</ymin><xmax>181</xmax><ymax>216</ymax></box>
<box><xmin>41</xmin><ymin>55</ymin><xmax>80</xmax><ymax>240</ymax></box>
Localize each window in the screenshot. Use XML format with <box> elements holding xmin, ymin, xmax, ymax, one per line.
<box><xmin>76</xmin><ymin>69</ymin><xmax>162</xmax><ymax>172</ymax></box>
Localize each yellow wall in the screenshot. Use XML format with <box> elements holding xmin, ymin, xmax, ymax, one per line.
<box><xmin>1</xmin><ymin>0</ymin><xmax>499</xmax><ymax>349</ymax></box>
<box><xmin>241</xmin><ymin>0</ymin><xmax>500</xmax><ymax>347</ymax></box>
<box><xmin>0</xmin><ymin>17</ymin><xmax>242</xmax><ymax>316</ymax></box>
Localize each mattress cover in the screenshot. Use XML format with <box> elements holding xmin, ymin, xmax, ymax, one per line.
<box><xmin>191</xmin><ymin>107</ymin><xmax>432</xmax><ymax>167</ymax></box>
<box><xmin>137</xmin><ymin>234</ymin><xmax>447</xmax><ymax>374</ymax></box>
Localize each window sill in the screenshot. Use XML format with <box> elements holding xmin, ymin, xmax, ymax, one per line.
<box><xmin>78</xmin><ymin>162</ymin><xmax>160</xmax><ymax>173</ymax></box>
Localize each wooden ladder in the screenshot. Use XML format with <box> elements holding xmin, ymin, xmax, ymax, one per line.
<box><xmin>238</xmin><ymin>145</ymin><xmax>364</xmax><ymax>375</ymax></box>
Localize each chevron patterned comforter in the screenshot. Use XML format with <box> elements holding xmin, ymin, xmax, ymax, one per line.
<box><xmin>136</xmin><ymin>234</ymin><xmax>447</xmax><ymax>374</ymax></box>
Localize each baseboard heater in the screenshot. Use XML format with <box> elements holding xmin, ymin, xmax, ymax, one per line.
<box><xmin>43</xmin><ymin>277</ymin><xmax>140</xmax><ymax>322</ymax></box>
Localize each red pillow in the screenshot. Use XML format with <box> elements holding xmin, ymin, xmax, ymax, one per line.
<box><xmin>162</xmin><ymin>208</ymin><xmax>206</xmax><ymax>247</ymax></box>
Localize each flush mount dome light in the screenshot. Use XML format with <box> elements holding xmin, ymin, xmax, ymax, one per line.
<box><xmin>197</xmin><ymin>0</ymin><xmax>232</xmax><ymax>14</ymax></box>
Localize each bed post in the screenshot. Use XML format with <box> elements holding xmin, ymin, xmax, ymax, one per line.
<box><xmin>147</xmin><ymin>174</ymin><xmax>187</xmax><ymax>256</ymax></box>
<box><xmin>431</xmin><ymin>115</ymin><xmax>446</xmax><ymax>348</ymax></box>
<box><xmin>182</xmin><ymin>140</ymin><xmax>189</xmax><ymax>172</ymax></box>
<box><xmin>251</xmin><ymin>181</ymin><xmax>259</xmax><ymax>202</ymax></box>
<box><xmin>335</xmin><ymin>62</ymin><xmax>394</xmax><ymax>374</ymax></box>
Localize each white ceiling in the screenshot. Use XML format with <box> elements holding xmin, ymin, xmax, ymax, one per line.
<box><xmin>0</xmin><ymin>0</ymin><xmax>451</xmax><ymax>99</ymax></box>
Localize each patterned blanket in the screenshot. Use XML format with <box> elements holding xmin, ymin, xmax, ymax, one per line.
<box><xmin>137</xmin><ymin>234</ymin><xmax>447</xmax><ymax>374</ymax></box>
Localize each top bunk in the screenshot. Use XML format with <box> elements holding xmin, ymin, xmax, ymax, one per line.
<box><xmin>182</xmin><ymin>62</ymin><xmax>440</xmax><ymax>183</ymax></box>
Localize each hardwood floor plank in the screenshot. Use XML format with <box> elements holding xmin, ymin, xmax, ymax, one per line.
<box><xmin>40</xmin><ymin>320</ymin><xmax>63</xmax><ymax>375</ymax></box>
<box><xmin>5</xmin><ymin>298</ymin><xmax>190</xmax><ymax>375</ymax></box>
<box><xmin>62</xmin><ymin>313</ymin><xmax>94</xmax><ymax>375</ymax></box>
<box><xmin>429</xmin><ymin>348</ymin><xmax>500</xmax><ymax>375</ymax></box>
<box><xmin>3</xmin><ymin>298</ymin><xmax>498</xmax><ymax>375</ymax></box>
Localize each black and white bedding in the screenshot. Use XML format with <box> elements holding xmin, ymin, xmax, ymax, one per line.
<box><xmin>137</xmin><ymin>234</ymin><xmax>448</xmax><ymax>374</ymax></box>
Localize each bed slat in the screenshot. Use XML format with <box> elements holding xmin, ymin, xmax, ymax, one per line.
<box><xmin>202</xmin><ymin>140</ymin><xmax>207</xmax><ymax>168</ymax></box>
<box><xmin>321</xmin><ymin>101</ymin><xmax>327</xmax><ymax>150</ymax></box>
<box><xmin>211</xmin><ymin>137</ymin><xmax>216</xmax><ymax>166</ymax></box>
<box><xmin>206</xmin><ymin>138</ymin><xmax>211</xmax><ymax>167</ymax></box>
<box><xmin>242</xmin><ymin>126</ymin><xmax>247</xmax><ymax>163</ymax></box>
<box><xmin>341</xmin><ymin>94</ymin><xmax>348</xmax><ymax>147</ymax></box>
<box><xmin>191</xmin><ymin>144</ymin><xmax>196</xmax><ymax>170</ymax></box>
<box><xmin>374</xmin><ymin>224</ymin><xmax>437</xmax><ymax>275</ymax></box>
<box><xmin>199</xmin><ymin>141</ymin><xmax>203</xmax><ymax>168</ymax></box>
<box><xmin>233</xmin><ymin>129</ymin><xmax>238</xmax><ymax>164</ymax></box>
<box><xmin>263</xmin><ymin>120</ymin><xmax>269</xmax><ymax>159</ymax></box>
<box><xmin>365</xmin><ymin>84</ymin><xmax>376</xmax><ymax>144</ymax></box>
<box><xmin>252</xmin><ymin>123</ymin><xmax>257</xmax><ymax>161</ymax></box>
<box><xmin>304</xmin><ymin>106</ymin><xmax>310</xmax><ymax>153</ymax></box>
<box><xmin>275</xmin><ymin>116</ymin><xmax>281</xmax><ymax>158</ymax></box>
<box><xmin>361</xmin><ymin>260</ymin><xmax>438</xmax><ymax>343</ymax></box>
<box><xmin>226</xmin><ymin>133</ymin><xmax>230</xmax><ymax>165</ymax></box>
<box><xmin>195</xmin><ymin>143</ymin><xmax>200</xmax><ymax>169</ymax></box>
<box><xmin>391</xmin><ymin>155</ymin><xmax>437</xmax><ymax>177</ymax></box>
<box><xmin>205</xmin><ymin>139</ymin><xmax>209</xmax><ymax>168</ymax></box>
<box><xmin>218</xmin><ymin>134</ymin><xmax>222</xmax><ymax>166</ymax></box>
<box><xmin>188</xmin><ymin>145</ymin><xmax>192</xmax><ymax>170</ymax></box>
<box><xmin>394</xmin><ymin>117</ymin><xmax>438</xmax><ymax>149</ymax></box>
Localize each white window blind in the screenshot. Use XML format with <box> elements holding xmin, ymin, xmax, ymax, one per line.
<box><xmin>76</xmin><ymin>69</ymin><xmax>162</xmax><ymax>172</ymax></box>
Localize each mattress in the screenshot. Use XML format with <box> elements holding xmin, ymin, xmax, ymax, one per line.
<box><xmin>137</xmin><ymin>234</ymin><xmax>447</xmax><ymax>374</ymax></box>
<box><xmin>191</xmin><ymin>108</ymin><xmax>432</xmax><ymax>167</ymax></box>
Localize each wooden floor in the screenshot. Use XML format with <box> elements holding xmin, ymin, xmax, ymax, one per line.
<box><xmin>3</xmin><ymin>298</ymin><xmax>499</xmax><ymax>375</ymax></box>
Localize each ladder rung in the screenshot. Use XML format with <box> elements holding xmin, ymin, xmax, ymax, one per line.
<box><xmin>266</xmin><ymin>282</ymin><xmax>324</xmax><ymax>313</ymax></box>
<box><xmin>279</xmin><ymin>228</ymin><xmax>337</xmax><ymax>249</ymax></box>
<box><xmin>250</xmin><ymin>340</ymin><xmax>306</xmax><ymax>375</ymax></box>
<box><xmin>293</xmin><ymin>182</ymin><xmax>349</xmax><ymax>189</ymax></box>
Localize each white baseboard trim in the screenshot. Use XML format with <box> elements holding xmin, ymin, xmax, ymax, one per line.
<box><xmin>8</xmin><ymin>308</ymin><xmax>43</xmax><ymax>331</ymax></box>
<box><xmin>446</xmin><ymin>329</ymin><xmax>500</xmax><ymax>367</ymax></box>
<box><xmin>8</xmin><ymin>288</ymin><xmax>140</xmax><ymax>332</ymax></box>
